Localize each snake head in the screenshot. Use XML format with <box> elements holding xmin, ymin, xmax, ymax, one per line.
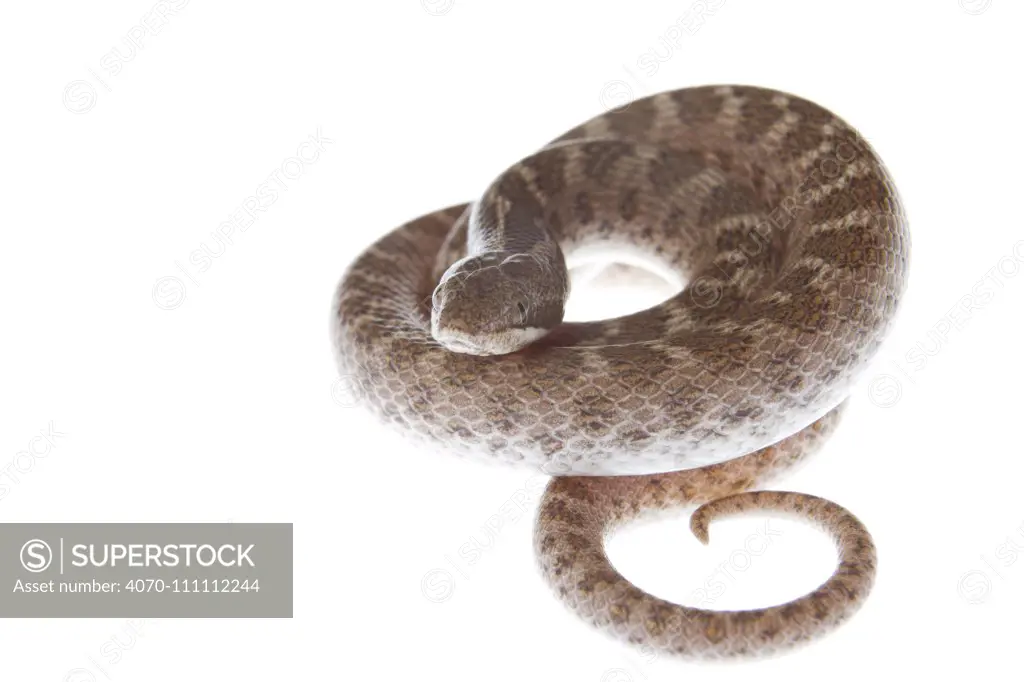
<box><xmin>430</xmin><ymin>250</ymin><xmax>568</xmax><ymax>355</ymax></box>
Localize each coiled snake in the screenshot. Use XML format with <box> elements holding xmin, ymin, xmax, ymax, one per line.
<box><xmin>332</xmin><ymin>85</ymin><xmax>908</xmax><ymax>659</ymax></box>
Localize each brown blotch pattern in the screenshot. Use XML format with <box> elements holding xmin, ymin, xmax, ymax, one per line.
<box><xmin>333</xmin><ymin>85</ymin><xmax>907</xmax><ymax>659</ymax></box>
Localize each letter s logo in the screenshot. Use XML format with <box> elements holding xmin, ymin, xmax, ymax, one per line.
<box><xmin>20</xmin><ymin>539</ymin><xmax>52</xmax><ymax>573</ymax></box>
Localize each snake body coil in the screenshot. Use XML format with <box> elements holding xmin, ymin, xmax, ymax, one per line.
<box><xmin>332</xmin><ymin>85</ymin><xmax>908</xmax><ymax>658</ymax></box>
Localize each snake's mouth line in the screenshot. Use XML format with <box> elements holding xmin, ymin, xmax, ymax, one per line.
<box><xmin>432</xmin><ymin>325</ymin><xmax>549</xmax><ymax>356</ymax></box>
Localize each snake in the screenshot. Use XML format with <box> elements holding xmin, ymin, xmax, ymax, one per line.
<box><xmin>331</xmin><ymin>85</ymin><xmax>908</xmax><ymax>659</ymax></box>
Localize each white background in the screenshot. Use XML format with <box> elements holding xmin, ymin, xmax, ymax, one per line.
<box><xmin>2</xmin><ymin>0</ymin><xmax>1021</xmax><ymax>679</ymax></box>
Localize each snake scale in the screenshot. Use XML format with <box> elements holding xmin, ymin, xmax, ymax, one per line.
<box><xmin>332</xmin><ymin>85</ymin><xmax>908</xmax><ymax>659</ymax></box>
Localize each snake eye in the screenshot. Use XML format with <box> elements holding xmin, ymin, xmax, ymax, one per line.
<box><xmin>516</xmin><ymin>301</ymin><xmax>528</xmax><ymax>321</ymax></box>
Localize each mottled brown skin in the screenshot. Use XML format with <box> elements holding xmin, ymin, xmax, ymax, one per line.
<box><xmin>535</xmin><ymin>404</ymin><xmax>877</xmax><ymax>658</ymax></box>
<box><xmin>332</xmin><ymin>85</ymin><xmax>907</xmax><ymax>658</ymax></box>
